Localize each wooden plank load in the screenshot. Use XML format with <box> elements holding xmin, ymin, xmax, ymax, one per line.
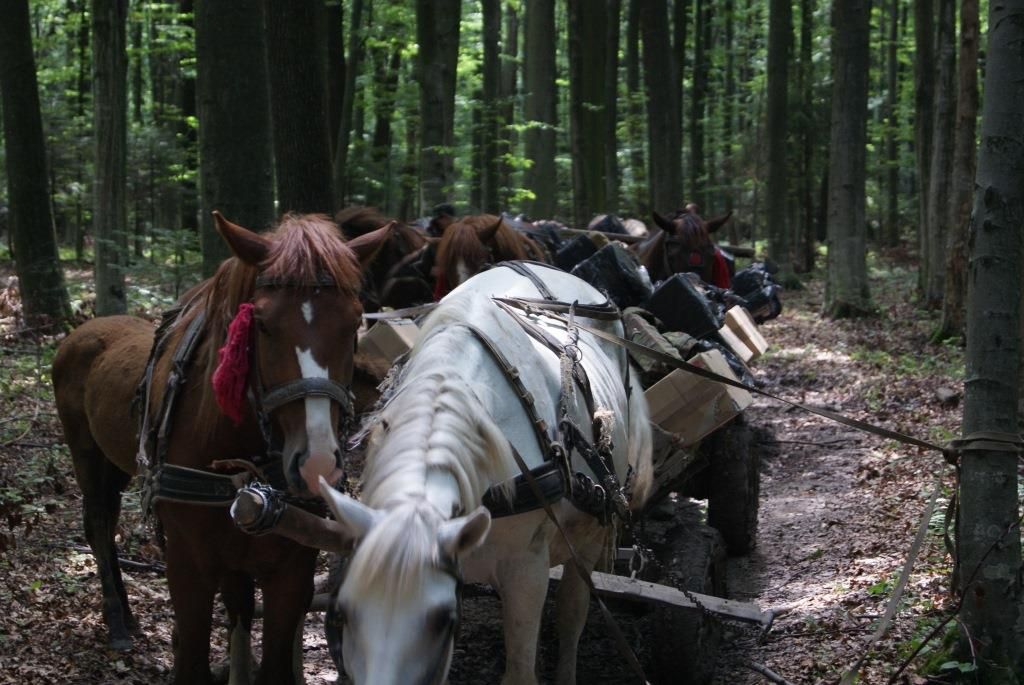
<box><xmin>645</xmin><ymin>348</ymin><xmax>753</xmax><ymax>446</ymax></box>
<box><xmin>722</xmin><ymin>305</ymin><xmax>769</xmax><ymax>362</ymax></box>
<box><xmin>357</xmin><ymin>318</ymin><xmax>420</xmax><ymax>374</ymax></box>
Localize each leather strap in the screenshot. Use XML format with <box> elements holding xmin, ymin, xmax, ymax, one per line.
<box><xmin>261</xmin><ymin>377</ymin><xmax>354</xmax><ymax>415</ymax></box>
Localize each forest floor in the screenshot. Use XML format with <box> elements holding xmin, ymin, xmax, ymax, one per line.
<box><xmin>0</xmin><ymin>251</ymin><xmax>973</xmax><ymax>684</ymax></box>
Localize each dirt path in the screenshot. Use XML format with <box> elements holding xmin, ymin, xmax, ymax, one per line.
<box><xmin>0</xmin><ymin>266</ymin><xmax>962</xmax><ymax>684</ymax></box>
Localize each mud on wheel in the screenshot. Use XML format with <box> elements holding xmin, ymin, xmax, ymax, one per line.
<box><xmin>705</xmin><ymin>414</ymin><xmax>760</xmax><ymax>555</ymax></box>
<box><xmin>643</xmin><ymin>499</ymin><xmax>727</xmax><ymax>685</ymax></box>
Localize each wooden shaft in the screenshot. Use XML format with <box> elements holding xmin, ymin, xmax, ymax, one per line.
<box><xmin>231</xmin><ymin>489</ymin><xmax>352</xmax><ymax>555</ymax></box>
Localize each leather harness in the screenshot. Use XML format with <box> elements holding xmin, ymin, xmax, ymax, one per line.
<box><xmin>136</xmin><ymin>275</ymin><xmax>355</xmax><ymax>513</ymax></box>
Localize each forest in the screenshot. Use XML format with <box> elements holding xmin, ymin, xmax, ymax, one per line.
<box><xmin>1</xmin><ymin>0</ymin><xmax>1023</xmax><ymax>682</ymax></box>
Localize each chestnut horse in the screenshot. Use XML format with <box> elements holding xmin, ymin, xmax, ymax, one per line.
<box><xmin>335</xmin><ymin>205</ymin><xmax>435</xmax><ymax>310</ymax></box>
<box><xmin>432</xmin><ymin>214</ymin><xmax>549</xmax><ymax>298</ymax></box>
<box><xmin>52</xmin><ymin>213</ymin><xmax>391</xmax><ymax>685</ymax></box>
<box><xmin>633</xmin><ymin>208</ymin><xmax>733</xmax><ymax>287</ymax></box>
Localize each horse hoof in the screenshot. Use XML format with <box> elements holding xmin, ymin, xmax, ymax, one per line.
<box><xmin>108</xmin><ymin>635</ymin><xmax>133</xmax><ymax>652</ymax></box>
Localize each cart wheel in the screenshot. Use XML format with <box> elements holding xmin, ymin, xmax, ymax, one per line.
<box><xmin>649</xmin><ymin>510</ymin><xmax>726</xmax><ymax>685</ymax></box>
<box><xmin>706</xmin><ymin>415</ymin><xmax>760</xmax><ymax>555</ymax></box>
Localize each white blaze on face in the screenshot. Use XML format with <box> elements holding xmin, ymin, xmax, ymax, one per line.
<box><xmin>456</xmin><ymin>259</ymin><xmax>472</xmax><ymax>288</ymax></box>
<box><xmin>301</xmin><ymin>300</ymin><xmax>314</xmax><ymax>325</ymax></box>
<box><xmin>294</xmin><ymin>346</ymin><xmax>343</xmax><ymax>492</ymax></box>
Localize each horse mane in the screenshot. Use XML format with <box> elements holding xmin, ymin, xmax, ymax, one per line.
<box><xmin>175</xmin><ymin>214</ymin><xmax>362</xmax><ymax>435</ymax></box>
<box><xmin>672</xmin><ymin>213</ymin><xmax>712</xmax><ymax>252</ymax></box>
<box><xmin>435</xmin><ymin>215</ymin><xmax>532</xmax><ymax>287</ymax></box>
<box><xmin>345</xmin><ymin>369</ymin><xmax>516</xmax><ymax>600</ymax></box>
<box><xmin>335</xmin><ymin>205</ymin><xmax>394</xmax><ymax>239</ymax></box>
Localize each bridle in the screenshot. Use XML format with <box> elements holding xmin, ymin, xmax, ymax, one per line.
<box><xmin>246</xmin><ymin>272</ymin><xmax>356</xmax><ymax>492</ymax></box>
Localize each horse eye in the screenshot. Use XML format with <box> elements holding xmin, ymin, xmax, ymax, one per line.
<box><xmin>427</xmin><ymin>606</ymin><xmax>456</xmax><ymax>635</ymax></box>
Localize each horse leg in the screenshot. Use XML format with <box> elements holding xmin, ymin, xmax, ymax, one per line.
<box><xmin>70</xmin><ymin>444</ymin><xmax>134</xmax><ymax>650</ymax></box>
<box><xmin>254</xmin><ymin>561</ymin><xmax>315</xmax><ymax>685</ymax></box>
<box><xmin>553</xmin><ymin>555</ymin><xmax>597</xmax><ymax>685</ymax></box>
<box><xmin>496</xmin><ymin>553</ymin><xmax>550</xmax><ymax>685</ymax></box>
<box><xmin>165</xmin><ymin>540</ymin><xmax>219</xmax><ymax>685</ymax></box>
<box><xmin>220</xmin><ymin>572</ymin><xmax>255</xmax><ymax>685</ymax></box>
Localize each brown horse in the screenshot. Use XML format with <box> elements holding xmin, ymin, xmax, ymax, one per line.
<box><xmin>335</xmin><ymin>205</ymin><xmax>435</xmax><ymax>310</ymax></box>
<box><xmin>633</xmin><ymin>208</ymin><xmax>733</xmax><ymax>287</ymax></box>
<box><xmin>52</xmin><ymin>212</ymin><xmax>392</xmax><ymax>684</ymax></box>
<box><xmin>432</xmin><ymin>214</ymin><xmax>549</xmax><ymax>298</ymax></box>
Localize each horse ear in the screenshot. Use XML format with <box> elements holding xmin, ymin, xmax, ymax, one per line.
<box><xmin>651</xmin><ymin>211</ymin><xmax>676</xmax><ymax>235</ymax></box>
<box><xmin>318</xmin><ymin>477</ymin><xmax>381</xmax><ymax>540</ymax></box>
<box><xmin>705</xmin><ymin>211</ymin><xmax>734</xmax><ymax>234</ymax></box>
<box><xmin>477</xmin><ymin>216</ymin><xmax>504</xmax><ymax>244</ymax></box>
<box><xmin>438</xmin><ymin>506</ymin><xmax>491</xmax><ymax>559</ymax></box>
<box><xmin>346</xmin><ymin>220</ymin><xmax>396</xmax><ymax>268</ymax></box>
<box><xmin>213</xmin><ymin>211</ymin><xmax>271</xmax><ymax>265</ymax></box>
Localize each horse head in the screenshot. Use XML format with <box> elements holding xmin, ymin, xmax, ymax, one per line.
<box><xmin>318</xmin><ymin>483</ymin><xmax>491</xmax><ymax>685</ymax></box>
<box><xmin>434</xmin><ymin>214</ymin><xmax>526</xmax><ymax>295</ymax></box>
<box><xmin>210</xmin><ymin>212</ymin><xmax>393</xmax><ymax>496</ymax></box>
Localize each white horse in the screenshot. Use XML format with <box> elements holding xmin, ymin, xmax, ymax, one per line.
<box><xmin>320</xmin><ymin>263</ymin><xmax>653</xmax><ymax>685</ymax></box>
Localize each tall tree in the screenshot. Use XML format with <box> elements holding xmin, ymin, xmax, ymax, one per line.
<box><xmin>264</xmin><ymin>0</ymin><xmax>335</xmax><ymax>214</ymax></box>
<box><xmin>367</xmin><ymin>46</ymin><xmax>402</xmax><ymax>212</ymax></box>
<box><xmin>639</xmin><ymin>0</ymin><xmax>681</xmax><ymax>214</ymax></box>
<box><xmin>194</xmin><ymin>0</ymin><xmax>274</xmax><ymax>276</ymax></box>
<box><xmin>92</xmin><ymin>0</ymin><xmax>129</xmax><ymax>315</ymax></box>
<box><xmin>913</xmin><ymin>0</ymin><xmax>935</xmax><ymax>292</ymax></box>
<box><xmin>499</xmin><ymin>2</ymin><xmax>519</xmax><ymax>208</ymax></box>
<box><xmin>325</xmin><ymin>0</ymin><xmax>345</xmax><ymax>154</ymax></box>
<box><xmin>567</xmin><ymin>0</ymin><xmax>609</xmax><ymax>226</ymax></box>
<box><xmin>824</xmin><ymin>0</ymin><xmax>872</xmax><ymax>318</ymax></box>
<box><xmin>0</xmin><ymin>0</ymin><xmax>71</xmax><ymax>328</ymax></box>
<box><xmin>625</xmin><ymin>0</ymin><xmax>647</xmax><ymax>215</ymax></box>
<box><xmin>481</xmin><ymin>0</ymin><xmax>502</xmax><ymax>213</ymax></box>
<box><xmin>796</xmin><ymin>0</ymin><xmax>817</xmax><ymax>269</ymax></box>
<box><xmin>416</xmin><ymin>0</ymin><xmax>462</xmax><ymax>212</ymax></box>
<box><xmin>765</xmin><ymin>0</ymin><xmax>793</xmax><ymax>279</ymax></box>
<box><xmin>690</xmin><ymin>0</ymin><xmax>710</xmax><ymax>209</ymax></box>
<box><xmin>882</xmin><ymin>0</ymin><xmax>900</xmax><ymax>247</ymax></box>
<box><xmin>923</xmin><ymin>0</ymin><xmax>956</xmax><ymax>308</ymax></box>
<box><xmin>331</xmin><ymin>0</ymin><xmax>365</xmax><ymax>206</ymax></box>
<box><xmin>522</xmin><ymin>0</ymin><xmax>557</xmax><ymax>219</ymax></box>
<box><xmin>935</xmin><ymin>0</ymin><xmax>977</xmax><ymax>340</ymax></box>
<box><xmin>958</xmin><ymin>0</ymin><xmax>1024</xmax><ymax>674</ymax></box>
<box><xmin>604</xmin><ymin>0</ymin><xmax>621</xmax><ymax>213</ymax></box>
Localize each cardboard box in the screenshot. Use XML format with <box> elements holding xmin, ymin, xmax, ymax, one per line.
<box><xmin>357</xmin><ymin>319</ymin><xmax>420</xmax><ymax>367</ymax></box>
<box><xmin>717</xmin><ymin>323</ymin><xmax>755</xmax><ymax>363</ymax></box>
<box><xmin>644</xmin><ymin>349</ymin><xmax>753</xmax><ymax>446</ymax></box>
<box><xmin>724</xmin><ymin>306</ymin><xmax>769</xmax><ymax>361</ymax></box>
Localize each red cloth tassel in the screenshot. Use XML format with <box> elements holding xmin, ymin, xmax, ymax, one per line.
<box><xmin>212</xmin><ymin>302</ymin><xmax>254</xmax><ymax>425</ymax></box>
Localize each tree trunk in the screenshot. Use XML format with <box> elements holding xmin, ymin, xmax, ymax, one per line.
<box><xmin>367</xmin><ymin>46</ymin><xmax>402</xmax><ymax>212</ymax></box>
<box><xmin>567</xmin><ymin>0</ymin><xmax>609</xmax><ymax>226</ymax></box>
<box><xmin>797</xmin><ymin>0</ymin><xmax>816</xmax><ymax>271</ymax></box>
<box><xmin>195</xmin><ymin>0</ymin><xmax>274</xmax><ymax>276</ymax></box>
<box><xmin>766</xmin><ymin>0</ymin><xmax>792</xmax><ymax>278</ymax></box>
<box><xmin>92</xmin><ymin>0</ymin><xmax>129</xmax><ymax>315</ymax></box>
<box><xmin>824</xmin><ymin>0</ymin><xmax>872</xmax><ymax>318</ymax></box>
<box><xmin>499</xmin><ymin>2</ymin><xmax>519</xmax><ymax>208</ymax></box>
<box><xmin>416</xmin><ymin>0</ymin><xmax>461</xmax><ymax>213</ymax></box>
<box><xmin>640</xmin><ymin>0</ymin><xmax>681</xmax><ymax>215</ymax></box>
<box><xmin>332</xmin><ymin>0</ymin><xmax>364</xmax><ymax>206</ymax></box>
<box><xmin>723</xmin><ymin>0</ymin><xmax>736</xmax><ymax>237</ymax></box>
<box><xmin>264</xmin><ymin>0</ymin><xmax>335</xmax><ymax>214</ymax></box>
<box><xmin>923</xmin><ymin>0</ymin><xmax>955</xmax><ymax>308</ymax></box>
<box><xmin>673</xmin><ymin>0</ymin><xmax>688</xmax><ymax>145</ymax></box>
<box><xmin>604</xmin><ymin>0</ymin><xmax>621</xmax><ymax>213</ymax></box>
<box><xmin>481</xmin><ymin>0</ymin><xmax>501</xmax><ymax>213</ymax></box>
<box><xmin>958</xmin><ymin>2</ymin><xmax>1024</xmax><ymax>675</ymax></box>
<box><xmin>0</xmin><ymin>0</ymin><xmax>71</xmax><ymax>329</ymax></box>
<box><xmin>523</xmin><ymin>0</ymin><xmax>557</xmax><ymax>219</ymax></box>
<box><xmin>883</xmin><ymin>0</ymin><xmax>899</xmax><ymax>247</ymax></box>
<box><xmin>690</xmin><ymin>0</ymin><xmax>710</xmax><ymax>210</ymax></box>
<box><xmin>935</xmin><ymin>0</ymin><xmax>977</xmax><ymax>341</ymax></box>
<box><xmin>325</xmin><ymin>0</ymin><xmax>345</xmax><ymax>155</ymax></box>
<box><xmin>625</xmin><ymin>0</ymin><xmax>646</xmax><ymax>216</ymax></box>
<box><xmin>913</xmin><ymin>0</ymin><xmax>934</xmax><ymax>292</ymax></box>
